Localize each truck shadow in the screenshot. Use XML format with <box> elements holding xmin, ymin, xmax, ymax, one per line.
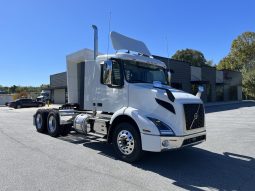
<box><xmin>84</xmin><ymin>140</ymin><xmax>255</xmax><ymax>191</ymax></box>
<box><xmin>205</xmin><ymin>101</ymin><xmax>255</xmax><ymax>113</ymax></box>
<box><xmin>134</xmin><ymin>148</ymin><xmax>255</xmax><ymax>191</ymax></box>
<box><xmin>58</xmin><ymin>133</ymin><xmax>255</xmax><ymax>190</ymax></box>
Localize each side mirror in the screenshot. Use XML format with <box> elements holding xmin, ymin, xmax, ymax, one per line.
<box><xmin>167</xmin><ymin>71</ymin><xmax>171</xmax><ymax>85</ymax></box>
<box><xmin>198</xmin><ymin>86</ymin><xmax>204</xmax><ymax>92</ymax></box>
<box><xmin>196</xmin><ymin>85</ymin><xmax>204</xmax><ymax>98</ymax></box>
<box><xmin>102</xmin><ymin>60</ymin><xmax>113</xmax><ymax>85</ymax></box>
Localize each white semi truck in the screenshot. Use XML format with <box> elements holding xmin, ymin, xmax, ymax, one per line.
<box><xmin>33</xmin><ymin>25</ymin><xmax>206</xmax><ymax>162</ymax></box>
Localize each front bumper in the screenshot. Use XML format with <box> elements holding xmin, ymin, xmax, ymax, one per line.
<box><xmin>160</xmin><ymin>131</ymin><xmax>206</xmax><ymax>151</ymax></box>
<box><xmin>141</xmin><ymin>130</ymin><xmax>206</xmax><ymax>152</ymax></box>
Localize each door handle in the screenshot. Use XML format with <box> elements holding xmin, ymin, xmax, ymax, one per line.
<box><xmin>97</xmin><ymin>103</ymin><xmax>102</xmax><ymax>107</ymax></box>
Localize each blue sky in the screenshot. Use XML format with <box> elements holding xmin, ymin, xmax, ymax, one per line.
<box><xmin>0</xmin><ymin>0</ymin><xmax>255</xmax><ymax>86</ymax></box>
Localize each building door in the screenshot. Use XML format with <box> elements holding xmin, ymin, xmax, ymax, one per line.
<box><xmin>53</xmin><ymin>89</ymin><xmax>66</xmax><ymax>104</ymax></box>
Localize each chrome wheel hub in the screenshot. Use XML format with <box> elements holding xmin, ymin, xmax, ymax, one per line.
<box><xmin>48</xmin><ymin>116</ymin><xmax>56</xmax><ymax>132</ymax></box>
<box><xmin>117</xmin><ymin>130</ymin><xmax>135</xmax><ymax>155</ymax></box>
<box><xmin>36</xmin><ymin>114</ymin><xmax>42</xmax><ymax>129</ymax></box>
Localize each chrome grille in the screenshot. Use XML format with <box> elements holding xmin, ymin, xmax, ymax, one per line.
<box><xmin>183</xmin><ymin>104</ymin><xmax>205</xmax><ymax>130</ymax></box>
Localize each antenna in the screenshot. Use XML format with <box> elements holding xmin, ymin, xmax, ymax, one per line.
<box><xmin>106</xmin><ymin>11</ymin><xmax>112</xmax><ymax>59</ymax></box>
<box><xmin>165</xmin><ymin>35</ymin><xmax>170</xmax><ymax>70</ymax></box>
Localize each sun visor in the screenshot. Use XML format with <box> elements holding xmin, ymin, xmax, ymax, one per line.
<box><xmin>110</xmin><ymin>31</ymin><xmax>151</xmax><ymax>56</ymax></box>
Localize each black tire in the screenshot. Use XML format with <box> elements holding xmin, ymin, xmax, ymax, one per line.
<box><xmin>61</xmin><ymin>124</ymin><xmax>71</xmax><ymax>136</ymax></box>
<box><xmin>47</xmin><ymin>110</ymin><xmax>62</xmax><ymax>137</ymax></box>
<box><xmin>16</xmin><ymin>104</ymin><xmax>21</xmax><ymax>109</ymax></box>
<box><xmin>112</xmin><ymin>122</ymin><xmax>143</xmax><ymax>163</ymax></box>
<box><xmin>35</xmin><ymin>109</ymin><xmax>49</xmax><ymax>133</ymax></box>
<box><xmin>38</xmin><ymin>103</ymin><xmax>43</xmax><ymax>107</ymax></box>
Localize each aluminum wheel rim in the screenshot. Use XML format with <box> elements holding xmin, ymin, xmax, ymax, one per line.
<box><xmin>48</xmin><ymin>115</ymin><xmax>56</xmax><ymax>132</ymax></box>
<box><xmin>117</xmin><ymin>130</ymin><xmax>135</xmax><ymax>155</ymax></box>
<box><xmin>36</xmin><ymin>114</ymin><xmax>42</xmax><ymax>129</ymax></box>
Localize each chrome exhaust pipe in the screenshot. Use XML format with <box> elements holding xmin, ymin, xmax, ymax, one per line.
<box><xmin>92</xmin><ymin>25</ymin><xmax>98</xmax><ymax>60</ymax></box>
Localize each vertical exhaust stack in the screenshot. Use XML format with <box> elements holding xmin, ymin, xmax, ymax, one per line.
<box><xmin>92</xmin><ymin>25</ymin><xmax>98</xmax><ymax>60</ymax></box>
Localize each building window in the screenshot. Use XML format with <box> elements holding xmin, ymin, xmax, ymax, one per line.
<box><xmin>171</xmin><ymin>83</ymin><xmax>182</xmax><ymax>90</ymax></box>
<box><xmin>191</xmin><ymin>84</ymin><xmax>199</xmax><ymax>95</ymax></box>
<box><xmin>229</xmin><ymin>86</ymin><xmax>238</xmax><ymax>101</ymax></box>
<box><xmin>206</xmin><ymin>84</ymin><xmax>212</xmax><ymax>102</ymax></box>
<box><xmin>216</xmin><ymin>84</ymin><xmax>224</xmax><ymax>101</ymax></box>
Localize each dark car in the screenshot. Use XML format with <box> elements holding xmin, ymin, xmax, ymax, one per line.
<box><xmin>9</xmin><ymin>98</ymin><xmax>45</xmax><ymax>109</ymax></box>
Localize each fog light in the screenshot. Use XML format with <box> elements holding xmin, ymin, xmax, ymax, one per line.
<box><xmin>162</xmin><ymin>140</ymin><xmax>170</xmax><ymax>147</ymax></box>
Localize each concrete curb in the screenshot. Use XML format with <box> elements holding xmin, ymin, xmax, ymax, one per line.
<box><xmin>204</xmin><ymin>100</ymin><xmax>254</xmax><ymax>108</ymax></box>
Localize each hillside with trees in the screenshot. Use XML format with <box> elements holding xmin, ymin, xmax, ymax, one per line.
<box><xmin>0</xmin><ymin>84</ymin><xmax>50</xmax><ymax>99</ymax></box>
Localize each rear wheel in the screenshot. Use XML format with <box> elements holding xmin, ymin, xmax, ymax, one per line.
<box><xmin>35</xmin><ymin>109</ymin><xmax>49</xmax><ymax>133</ymax></box>
<box><xmin>113</xmin><ymin>122</ymin><xmax>143</xmax><ymax>163</ymax></box>
<box><xmin>47</xmin><ymin>110</ymin><xmax>61</xmax><ymax>137</ymax></box>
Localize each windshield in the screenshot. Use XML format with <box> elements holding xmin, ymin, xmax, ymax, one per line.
<box><xmin>123</xmin><ymin>60</ymin><xmax>168</xmax><ymax>85</ymax></box>
<box><xmin>41</xmin><ymin>92</ymin><xmax>49</xmax><ymax>97</ymax></box>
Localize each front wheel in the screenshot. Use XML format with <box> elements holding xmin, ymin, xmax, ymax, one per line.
<box><xmin>112</xmin><ymin>122</ymin><xmax>143</xmax><ymax>163</ymax></box>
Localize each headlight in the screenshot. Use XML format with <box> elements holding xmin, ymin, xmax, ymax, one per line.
<box><xmin>147</xmin><ymin>117</ymin><xmax>175</xmax><ymax>136</ymax></box>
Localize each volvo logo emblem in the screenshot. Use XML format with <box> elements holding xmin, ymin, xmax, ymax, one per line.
<box><xmin>194</xmin><ymin>113</ymin><xmax>198</xmax><ymax>120</ymax></box>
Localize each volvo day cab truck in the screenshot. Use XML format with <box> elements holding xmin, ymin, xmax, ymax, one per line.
<box><xmin>33</xmin><ymin>25</ymin><xmax>206</xmax><ymax>162</ymax></box>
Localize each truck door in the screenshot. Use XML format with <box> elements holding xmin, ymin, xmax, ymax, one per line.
<box><xmin>97</xmin><ymin>60</ymin><xmax>128</xmax><ymax>113</ymax></box>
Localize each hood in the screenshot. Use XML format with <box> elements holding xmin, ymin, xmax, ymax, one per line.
<box><xmin>164</xmin><ymin>85</ymin><xmax>201</xmax><ymax>103</ymax></box>
<box><xmin>37</xmin><ymin>96</ymin><xmax>44</xmax><ymax>99</ymax></box>
<box><xmin>128</xmin><ymin>82</ymin><xmax>201</xmax><ymax>136</ymax></box>
<box><xmin>131</xmin><ymin>83</ymin><xmax>202</xmax><ymax>103</ymax></box>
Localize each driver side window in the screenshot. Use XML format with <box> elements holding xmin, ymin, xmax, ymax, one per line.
<box><xmin>112</xmin><ymin>61</ymin><xmax>121</xmax><ymax>85</ymax></box>
<box><xmin>101</xmin><ymin>60</ymin><xmax>123</xmax><ymax>87</ymax></box>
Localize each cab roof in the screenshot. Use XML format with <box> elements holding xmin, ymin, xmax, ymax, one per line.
<box><xmin>97</xmin><ymin>52</ymin><xmax>166</xmax><ymax>68</ymax></box>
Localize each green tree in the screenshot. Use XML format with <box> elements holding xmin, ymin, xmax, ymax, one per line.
<box><xmin>9</xmin><ymin>85</ymin><xmax>17</xmax><ymax>93</ymax></box>
<box><xmin>216</xmin><ymin>56</ymin><xmax>236</xmax><ymax>70</ymax></box>
<box><xmin>205</xmin><ymin>60</ymin><xmax>215</xmax><ymax>66</ymax></box>
<box><xmin>217</xmin><ymin>32</ymin><xmax>255</xmax><ymax>71</ymax></box>
<box><xmin>172</xmin><ymin>49</ymin><xmax>207</xmax><ymax>67</ymax></box>
<box><xmin>242</xmin><ymin>68</ymin><xmax>255</xmax><ymax>98</ymax></box>
<box><xmin>217</xmin><ymin>32</ymin><xmax>255</xmax><ymax>98</ymax></box>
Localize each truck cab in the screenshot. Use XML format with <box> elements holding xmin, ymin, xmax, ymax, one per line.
<box><xmin>36</xmin><ymin>90</ymin><xmax>51</xmax><ymax>103</ymax></box>
<box><xmin>34</xmin><ymin>27</ymin><xmax>206</xmax><ymax>162</ymax></box>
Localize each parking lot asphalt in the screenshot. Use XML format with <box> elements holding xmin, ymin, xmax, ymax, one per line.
<box><xmin>0</xmin><ymin>102</ymin><xmax>255</xmax><ymax>191</ymax></box>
